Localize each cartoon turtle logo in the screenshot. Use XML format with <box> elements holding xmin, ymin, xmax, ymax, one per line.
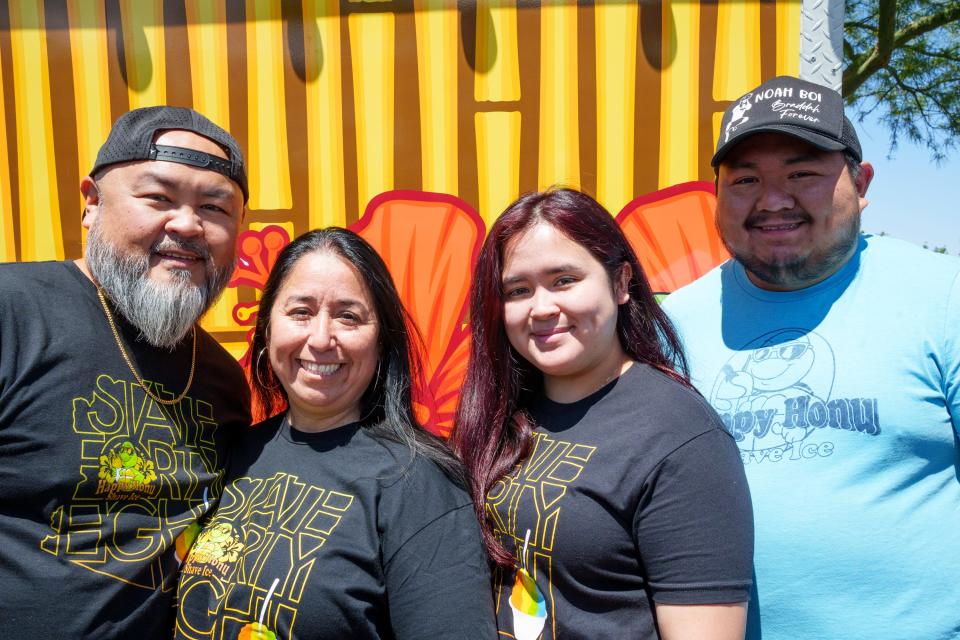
<box><xmin>711</xmin><ymin>329</ymin><xmax>834</xmax><ymax>454</ymax></box>
<box><xmin>98</xmin><ymin>440</ymin><xmax>157</xmax><ymax>486</ymax></box>
<box><xmin>191</xmin><ymin>522</ymin><xmax>244</xmax><ymax>565</ymax></box>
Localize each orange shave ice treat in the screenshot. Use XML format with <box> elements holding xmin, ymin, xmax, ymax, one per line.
<box><xmin>238</xmin><ymin>622</ymin><xmax>276</xmax><ymax>640</ymax></box>
<box><xmin>174</xmin><ymin>522</ymin><xmax>201</xmax><ymax>563</ymax></box>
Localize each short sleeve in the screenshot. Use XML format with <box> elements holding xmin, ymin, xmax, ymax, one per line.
<box><xmin>633</xmin><ymin>428</ymin><xmax>754</xmax><ymax>605</ymax></box>
<box><xmin>384</xmin><ymin>503</ymin><xmax>497</xmax><ymax>639</ymax></box>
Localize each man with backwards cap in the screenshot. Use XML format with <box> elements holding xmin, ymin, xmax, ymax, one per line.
<box><xmin>663</xmin><ymin>76</ymin><xmax>960</xmax><ymax>638</ymax></box>
<box><xmin>0</xmin><ymin>107</ymin><xmax>251</xmax><ymax>638</ymax></box>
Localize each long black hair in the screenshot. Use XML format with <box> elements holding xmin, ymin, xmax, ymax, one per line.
<box><xmin>250</xmin><ymin>227</ymin><xmax>463</xmax><ymax>481</ymax></box>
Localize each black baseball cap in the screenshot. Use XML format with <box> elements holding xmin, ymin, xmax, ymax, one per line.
<box><xmin>90</xmin><ymin>106</ymin><xmax>248</xmax><ymax>202</ymax></box>
<box><xmin>712</xmin><ymin>76</ymin><xmax>862</xmax><ymax>167</ymax></box>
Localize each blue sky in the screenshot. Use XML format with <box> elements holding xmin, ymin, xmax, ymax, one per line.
<box><xmin>856</xmin><ymin>113</ymin><xmax>960</xmax><ymax>255</ymax></box>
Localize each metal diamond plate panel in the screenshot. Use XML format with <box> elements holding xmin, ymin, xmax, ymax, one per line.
<box><xmin>800</xmin><ymin>0</ymin><xmax>845</xmax><ymax>90</ymax></box>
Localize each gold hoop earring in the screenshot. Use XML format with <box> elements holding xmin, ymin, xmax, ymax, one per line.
<box><xmin>254</xmin><ymin>347</ymin><xmax>280</xmax><ymax>391</ymax></box>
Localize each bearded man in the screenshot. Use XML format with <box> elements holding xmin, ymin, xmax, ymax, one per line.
<box><xmin>663</xmin><ymin>76</ymin><xmax>960</xmax><ymax>639</ymax></box>
<box><xmin>0</xmin><ymin>107</ymin><xmax>251</xmax><ymax>638</ymax></box>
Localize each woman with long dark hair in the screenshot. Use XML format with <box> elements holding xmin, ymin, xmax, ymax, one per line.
<box><xmin>452</xmin><ymin>189</ymin><xmax>753</xmax><ymax>640</ymax></box>
<box><xmin>176</xmin><ymin>228</ymin><xmax>496</xmax><ymax>640</ymax></box>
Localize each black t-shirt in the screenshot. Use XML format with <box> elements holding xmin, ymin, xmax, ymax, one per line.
<box><xmin>0</xmin><ymin>261</ymin><xmax>250</xmax><ymax>639</ymax></box>
<box><xmin>176</xmin><ymin>414</ymin><xmax>497</xmax><ymax>640</ymax></box>
<box><xmin>488</xmin><ymin>363</ymin><xmax>753</xmax><ymax>639</ymax></box>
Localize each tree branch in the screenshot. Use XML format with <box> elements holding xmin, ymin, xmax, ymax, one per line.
<box><xmin>893</xmin><ymin>3</ymin><xmax>960</xmax><ymax>48</ymax></box>
<box><xmin>844</xmin><ymin>0</ymin><xmax>898</xmax><ymax>95</ymax></box>
<box><xmin>844</xmin><ymin>1</ymin><xmax>960</xmax><ymax>97</ymax></box>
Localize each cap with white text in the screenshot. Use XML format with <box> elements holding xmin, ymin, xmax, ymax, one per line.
<box><xmin>712</xmin><ymin>76</ymin><xmax>861</xmax><ymax>167</ymax></box>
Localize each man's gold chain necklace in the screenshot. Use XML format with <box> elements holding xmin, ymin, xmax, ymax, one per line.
<box><xmin>96</xmin><ymin>286</ymin><xmax>196</xmax><ymax>405</ymax></box>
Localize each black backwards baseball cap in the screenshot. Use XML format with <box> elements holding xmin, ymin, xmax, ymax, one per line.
<box><xmin>90</xmin><ymin>106</ymin><xmax>249</xmax><ymax>202</ymax></box>
<box><xmin>712</xmin><ymin>75</ymin><xmax>862</xmax><ymax>167</ymax></box>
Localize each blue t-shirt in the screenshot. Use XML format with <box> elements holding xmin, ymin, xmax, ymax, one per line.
<box><xmin>663</xmin><ymin>235</ymin><xmax>960</xmax><ymax>640</ymax></box>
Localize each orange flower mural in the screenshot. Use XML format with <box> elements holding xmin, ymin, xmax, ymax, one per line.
<box><xmin>616</xmin><ymin>182</ymin><xmax>730</xmax><ymax>295</ymax></box>
<box><xmin>227</xmin><ymin>185</ymin><xmax>728</xmax><ymax>435</ymax></box>
<box><xmin>352</xmin><ymin>192</ymin><xmax>486</xmax><ymax>438</ymax></box>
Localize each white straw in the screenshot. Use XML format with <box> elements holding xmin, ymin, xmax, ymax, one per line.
<box><xmin>522</xmin><ymin>529</ymin><xmax>531</xmax><ymax>569</ymax></box>
<box><xmin>259</xmin><ymin>578</ymin><xmax>280</xmax><ymax>626</ymax></box>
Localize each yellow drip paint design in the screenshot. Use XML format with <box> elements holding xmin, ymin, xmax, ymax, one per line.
<box><xmin>348</xmin><ymin>12</ymin><xmax>395</xmax><ymax>211</ymax></box>
<box><xmin>538</xmin><ymin>0</ymin><xmax>579</xmax><ymax>191</ymax></box>
<box><xmin>0</xmin><ymin>22</ymin><xmax>13</xmax><ymax>262</ymax></box>
<box><xmin>475</xmin><ymin>111</ymin><xmax>520</xmax><ymax>227</ymax></box>
<box><xmin>474</xmin><ymin>0</ymin><xmax>520</xmax><ymax>102</ymax></box>
<box><xmin>303</xmin><ymin>0</ymin><xmax>347</xmax><ymax>228</ymax></box>
<box><xmin>414</xmin><ymin>0</ymin><xmax>458</xmax><ymax>195</ymax></box>
<box><xmin>776</xmin><ymin>0</ymin><xmax>802</xmax><ymax>76</ymax></box>
<box><xmin>712</xmin><ymin>111</ymin><xmax>725</xmax><ymax>159</ymax></box>
<box><xmin>186</xmin><ymin>0</ymin><xmax>237</xmax><ymax>332</ymax></box>
<box><xmin>658</xmin><ymin>0</ymin><xmax>700</xmax><ymax>188</ymax></box>
<box><xmin>9</xmin><ymin>0</ymin><xmax>62</xmax><ymax>261</ymax></box>
<box><xmin>713</xmin><ymin>0</ymin><xmax>761</xmax><ymax>100</ymax></box>
<box><xmin>246</xmin><ymin>0</ymin><xmax>292</xmax><ymax>211</ymax></box>
<box><xmin>120</xmin><ymin>0</ymin><xmax>167</xmax><ymax>109</ymax></box>
<box><xmin>66</xmin><ymin>0</ymin><xmax>111</xmax><ymax>231</ymax></box>
<box><xmin>185</xmin><ymin>0</ymin><xmax>231</xmax><ymax>130</ymax></box>
<box><xmin>595</xmin><ymin>0</ymin><xmax>638</xmax><ymax>216</ymax></box>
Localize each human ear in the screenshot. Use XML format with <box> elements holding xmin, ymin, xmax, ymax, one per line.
<box><xmin>855</xmin><ymin>162</ymin><xmax>874</xmax><ymax>212</ymax></box>
<box><xmin>615</xmin><ymin>262</ymin><xmax>632</xmax><ymax>305</ymax></box>
<box><xmin>79</xmin><ymin>176</ymin><xmax>101</xmax><ymax>230</ymax></box>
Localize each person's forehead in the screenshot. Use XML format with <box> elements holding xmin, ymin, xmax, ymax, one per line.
<box><xmin>152</xmin><ymin>129</ymin><xmax>230</xmax><ymax>160</ymax></box>
<box><xmin>502</xmin><ymin>223</ymin><xmax>598</xmax><ymax>275</ymax></box>
<box><xmin>721</xmin><ymin>132</ymin><xmax>837</xmax><ymax>167</ymax></box>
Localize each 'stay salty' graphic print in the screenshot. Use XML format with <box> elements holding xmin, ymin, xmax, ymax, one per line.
<box><xmin>40</xmin><ymin>374</ymin><xmax>224</xmax><ymax>590</ymax></box>
<box><xmin>177</xmin><ymin>472</ymin><xmax>354</xmax><ymax>639</ymax></box>
<box><xmin>487</xmin><ymin>432</ymin><xmax>596</xmax><ymax>639</ymax></box>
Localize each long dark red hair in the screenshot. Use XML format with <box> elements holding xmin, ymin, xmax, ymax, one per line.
<box><xmin>451</xmin><ymin>188</ymin><xmax>690</xmax><ymax>565</ymax></box>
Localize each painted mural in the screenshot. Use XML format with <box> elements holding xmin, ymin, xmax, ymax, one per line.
<box><xmin>0</xmin><ymin>0</ymin><xmax>801</xmax><ymax>434</ymax></box>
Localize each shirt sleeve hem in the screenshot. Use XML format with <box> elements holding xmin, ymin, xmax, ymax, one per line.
<box><xmin>649</xmin><ymin>581</ymin><xmax>752</xmax><ymax>605</ymax></box>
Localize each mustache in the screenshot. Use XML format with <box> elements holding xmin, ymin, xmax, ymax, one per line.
<box><xmin>151</xmin><ymin>236</ymin><xmax>211</xmax><ymax>262</ymax></box>
<box><xmin>744</xmin><ymin>211</ymin><xmax>812</xmax><ymax>227</ymax></box>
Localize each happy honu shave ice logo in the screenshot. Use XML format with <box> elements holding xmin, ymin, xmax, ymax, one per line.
<box><xmin>709</xmin><ymin>329</ymin><xmax>881</xmax><ymax>464</ymax></box>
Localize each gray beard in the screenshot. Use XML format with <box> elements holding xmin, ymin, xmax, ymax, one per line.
<box><xmin>85</xmin><ymin>219</ymin><xmax>234</xmax><ymax>350</ymax></box>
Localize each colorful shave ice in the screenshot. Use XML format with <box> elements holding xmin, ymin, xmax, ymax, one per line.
<box><xmin>509</xmin><ymin>529</ymin><xmax>547</xmax><ymax>640</ymax></box>
<box><xmin>237</xmin><ymin>577</ymin><xmax>280</xmax><ymax>639</ymax></box>
<box><xmin>510</xmin><ymin>567</ymin><xmax>546</xmax><ymax>617</ymax></box>
<box><xmin>174</xmin><ymin>522</ymin><xmax>201</xmax><ymax>564</ymax></box>
<box><xmin>237</xmin><ymin>622</ymin><xmax>276</xmax><ymax>640</ymax></box>
<box><xmin>175</xmin><ymin>487</ymin><xmax>210</xmax><ymax>564</ymax></box>
<box><xmin>509</xmin><ymin>566</ymin><xmax>547</xmax><ymax>640</ymax></box>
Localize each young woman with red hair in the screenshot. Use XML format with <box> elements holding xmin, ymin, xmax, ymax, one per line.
<box><xmin>452</xmin><ymin>188</ymin><xmax>754</xmax><ymax>640</ymax></box>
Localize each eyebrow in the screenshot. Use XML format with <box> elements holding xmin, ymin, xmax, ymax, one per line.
<box><xmin>284</xmin><ymin>294</ymin><xmax>367</xmax><ymax>308</ymax></box>
<box><xmin>502</xmin><ymin>264</ymin><xmax>580</xmax><ymax>286</ymax></box>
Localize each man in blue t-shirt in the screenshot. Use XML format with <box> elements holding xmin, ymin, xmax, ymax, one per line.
<box><xmin>663</xmin><ymin>76</ymin><xmax>960</xmax><ymax>639</ymax></box>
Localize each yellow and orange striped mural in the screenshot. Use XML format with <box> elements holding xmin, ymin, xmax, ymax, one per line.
<box><xmin>0</xmin><ymin>0</ymin><xmax>801</xmax><ymax>434</ymax></box>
